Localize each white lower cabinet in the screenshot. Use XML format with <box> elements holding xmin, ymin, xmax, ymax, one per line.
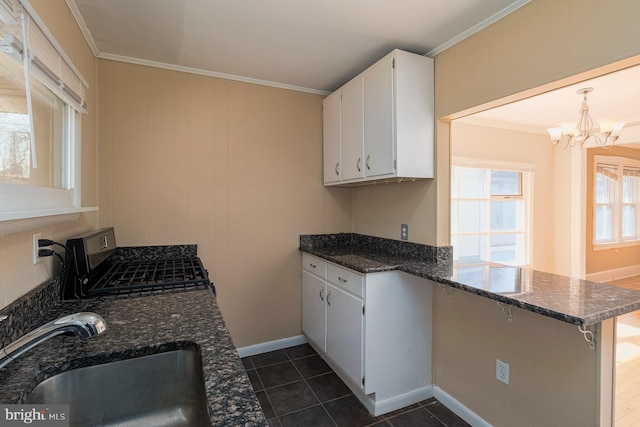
<box><xmin>326</xmin><ymin>283</ymin><xmax>364</xmax><ymax>388</ymax></box>
<box><xmin>302</xmin><ymin>270</ymin><xmax>327</xmax><ymax>352</ymax></box>
<box><xmin>301</xmin><ymin>253</ymin><xmax>433</xmax><ymax>416</ymax></box>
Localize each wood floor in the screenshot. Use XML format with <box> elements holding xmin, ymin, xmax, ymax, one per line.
<box><xmin>609</xmin><ymin>276</ymin><xmax>640</xmax><ymax>427</ymax></box>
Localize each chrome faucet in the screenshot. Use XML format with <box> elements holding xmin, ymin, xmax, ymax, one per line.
<box><xmin>0</xmin><ymin>312</ymin><xmax>107</xmax><ymax>369</ymax></box>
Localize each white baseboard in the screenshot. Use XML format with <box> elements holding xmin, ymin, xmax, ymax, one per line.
<box><xmin>236</xmin><ymin>334</ymin><xmax>308</xmax><ymax>358</ymax></box>
<box><xmin>586</xmin><ymin>265</ymin><xmax>640</xmax><ymax>283</ymax></box>
<box><xmin>372</xmin><ymin>385</ymin><xmax>434</xmax><ymax>416</ymax></box>
<box><xmin>434</xmin><ymin>386</ymin><xmax>492</xmax><ymax>427</ymax></box>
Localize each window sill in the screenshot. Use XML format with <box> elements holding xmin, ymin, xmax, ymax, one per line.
<box><xmin>592</xmin><ymin>240</ymin><xmax>640</xmax><ymax>251</ymax></box>
<box><xmin>0</xmin><ymin>207</ymin><xmax>98</xmax><ymax>236</ymax></box>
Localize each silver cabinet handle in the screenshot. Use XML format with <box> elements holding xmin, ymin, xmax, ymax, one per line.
<box><xmin>327</xmin><ymin>291</ymin><xmax>331</xmax><ymax>306</ymax></box>
<box><xmin>319</xmin><ymin>288</ymin><xmax>324</xmax><ymax>301</ymax></box>
<box><xmin>335</xmin><ymin>162</ymin><xmax>339</xmax><ymax>176</ymax></box>
<box><xmin>309</xmin><ymin>263</ymin><xmax>316</xmax><ymax>269</ymax></box>
<box><xmin>356</xmin><ymin>157</ymin><xmax>361</xmax><ymax>172</ymax></box>
<box><xmin>338</xmin><ymin>277</ymin><xmax>347</xmax><ymax>283</ymax></box>
<box><xmin>366</xmin><ymin>154</ymin><xmax>370</xmax><ymax>170</ymax></box>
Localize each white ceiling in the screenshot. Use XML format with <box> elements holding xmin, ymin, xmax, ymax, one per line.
<box><xmin>67</xmin><ymin>0</ymin><xmax>529</xmax><ymax>94</ymax></box>
<box><xmin>456</xmin><ymin>65</ymin><xmax>640</xmax><ymax>145</ymax></box>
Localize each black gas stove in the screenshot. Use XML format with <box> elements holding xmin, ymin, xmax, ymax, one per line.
<box><xmin>61</xmin><ymin>228</ymin><xmax>212</xmax><ymax>300</ymax></box>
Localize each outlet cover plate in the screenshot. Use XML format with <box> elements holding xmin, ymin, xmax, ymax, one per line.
<box><xmin>32</xmin><ymin>232</ymin><xmax>41</xmax><ymax>265</ymax></box>
<box><xmin>496</xmin><ymin>359</ymin><xmax>509</xmax><ymax>385</ymax></box>
<box><xmin>401</xmin><ymin>224</ymin><xmax>408</xmax><ymax>240</ymax></box>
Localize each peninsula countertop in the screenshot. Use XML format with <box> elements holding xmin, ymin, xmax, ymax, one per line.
<box><xmin>300</xmin><ymin>233</ymin><xmax>640</xmax><ymax>327</ymax></box>
<box><xmin>0</xmin><ymin>286</ymin><xmax>267</xmax><ymax>426</ymax></box>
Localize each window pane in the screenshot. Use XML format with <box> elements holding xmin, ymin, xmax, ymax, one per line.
<box><xmin>457</xmin><ymin>234</ymin><xmax>486</xmax><ymax>262</ymax></box>
<box><xmin>459</xmin><ymin>200</ymin><xmax>488</xmax><ymax>233</ymax></box>
<box><xmin>0</xmin><ymin>52</ymin><xmax>64</xmax><ymax>188</ymax></box>
<box><xmin>595</xmin><ymin>205</ymin><xmax>613</xmax><ymax>241</ymax></box>
<box><xmin>622</xmin><ymin>205</ymin><xmax>635</xmax><ymax>238</ymax></box>
<box><xmin>623</xmin><ymin>175</ymin><xmax>638</xmax><ymax>204</ymax></box>
<box><xmin>491</xmin><ymin>171</ymin><xmax>521</xmax><ymax>196</ymax></box>
<box><xmin>595</xmin><ymin>173</ymin><xmax>615</xmax><ymax>204</ymax></box>
<box><xmin>491</xmin><ymin>200</ymin><xmax>524</xmax><ymax>231</ymax></box>
<box><xmin>459</xmin><ymin>167</ymin><xmax>488</xmax><ymax>198</ymax></box>
<box><xmin>451</xmin><ymin>201</ymin><xmax>458</xmax><ymax>234</ymax></box>
<box><xmin>490</xmin><ymin>234</ymin><xmax>519</xmax><ymax>264</ymax></box>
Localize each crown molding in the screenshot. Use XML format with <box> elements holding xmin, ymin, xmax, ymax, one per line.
<box><xmin>65</xmin><ymin>0</ymin><xmax>99</xmax><ymax>57</ymax></box>
<box><xmin>426</xmin><ymin>0</ymin><xmax>531</xmax><ymax>57</ymax></box>
<box><xmin>97</xmin><ymin>53</ymin><xmax>330</xmax><ymax>95</ymax></box>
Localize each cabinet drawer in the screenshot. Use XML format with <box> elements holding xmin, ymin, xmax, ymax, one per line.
<box><xmin>303</xmin><ymin>254</ymin><xmax>327</xmax><ymax>278</ymax></box>
<box><xmin>328</xmin><ymin>264</ymin><xmax>364</xmax><ymax>298</ymax></box>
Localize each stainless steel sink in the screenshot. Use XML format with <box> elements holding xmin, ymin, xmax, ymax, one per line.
<box><xmin>26</xmin><ymin>349</ymin><xmax>210</xmax><ymax>427</ymax></box>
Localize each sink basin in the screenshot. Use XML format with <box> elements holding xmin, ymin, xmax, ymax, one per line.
<box><xmin>26</xmin><ymin>349</ymin><xmax>210</xmax><ymax>427</ymax></box>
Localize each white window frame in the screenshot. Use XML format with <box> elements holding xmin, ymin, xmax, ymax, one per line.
<box><xmin>593</xmin><ymin>155</ymin><xmax>640</xmax><ymax>250</ymax></box>
<box><xmin>451</xmin><ymin>158</ymin><xmax>534</xmax><ymax>267</ymax></box>
<box><xmin>0</xmin><ymin>0</ymin><xmax>96</xmax><ymax>235</ymax></box>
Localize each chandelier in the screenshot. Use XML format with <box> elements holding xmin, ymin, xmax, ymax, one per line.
<box><xmin>547</xmin><ymin>88</ymin><xmax>625</xmax><ymax>148</ymax></box>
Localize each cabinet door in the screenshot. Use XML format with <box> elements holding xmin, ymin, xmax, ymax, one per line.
<box><xmin>340</xmin><ymin>75</ymin><xmax>364</xmax><ymax>181</ymax></box>
<box><xmin>363</xmin><ymin>53</ymin><xmax>395</xmax><ymax>178</ymax></box>
<box><xmin>326</xmin><ymin>284</ymin><xmax>364</xmax><ymax>388</ymax></box>
<box><xmin>302</xmin><ymin>271</ymin><xmax>327</xmax><ymax>352</ymax></box>
<box><xmin>323</xmin><ymin>91</ymin><xmax>341</xmax><ymax>184</ymax></box>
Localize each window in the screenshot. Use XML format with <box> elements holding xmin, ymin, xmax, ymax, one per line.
<box><xmin>451</xmin><ymin>163</ymin><xmax>531</xmax><ymax>266</ymax></box>
<box><xmin>594</xmin><ymin>156</ymin><xmax>640</xmax><ymax>247</ymax></box>
<box><xmin>0</xmin><ymin>0</ymin><xmax>91</xmax><ymax>230</ymax></box>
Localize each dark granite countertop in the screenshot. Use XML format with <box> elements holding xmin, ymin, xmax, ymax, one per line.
<box><xmin>0</xmin><ymin>285</ymin><xmax>267</xmax><ymax>426</ymax></box>
<box><xmin>300</xmin><ymin>233</ymin><xmax>640</xmax><ymax>327</ymax></box>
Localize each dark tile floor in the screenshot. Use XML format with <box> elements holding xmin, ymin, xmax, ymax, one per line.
<box><xmin>242</xmin><ymin>344</ymin><xmax>471</xmax><ymax>427</ymax></box>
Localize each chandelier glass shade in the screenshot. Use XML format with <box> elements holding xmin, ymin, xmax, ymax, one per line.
<box><xmin>547</xmin><ymin>88</ymin><xmax>625</xmax><ymax>148</ymax></box>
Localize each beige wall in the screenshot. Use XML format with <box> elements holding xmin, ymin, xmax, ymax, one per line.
<box><xmin>586</xmin><ymin>146</ymin><xmax>640</xmax><ymax>274</ymax></box>
<box><xmin>417</xmin><ymin>1</ymin><xmax>640</xmax><ymax>424</ymax></box>
<box><xmin>351</xmin><ymin>0</ymin><xmax>640</xmax><ymax>247</ymax></box>
<box><xmin>451</xmin><ymin>122</ymin><xmax>557</xmax><ymax>273</ymax></box>
<box><xmin>0</xmin><ymin>0</ymin><xmax>98</xmax><ymax>308</ymax></box>
<box><xmin>97</xmin><ymin>60</ymin><xmax>352</xmax><ymax>347</ymax></box>
<box><xmin>433</xmin><ymin>287</ymin><xmax>599</xmax><ymax>426</ymax></box>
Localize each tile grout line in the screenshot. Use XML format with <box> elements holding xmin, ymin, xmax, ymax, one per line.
<box><xmin>286</xmin><ymin>346</ymin><xmax>340</xmax><ymax>427</ymax></box>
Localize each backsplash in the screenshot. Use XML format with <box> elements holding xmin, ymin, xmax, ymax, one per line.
<box><xmin>0</xmin><ymin>279</ymin><xmax>59</xmax><ymax>349</ymax></box>
<box><xmin>299</xmin><ymin>233</ymin><xmax>452</xmax><ymax>263</ymax></box>
<box><xmin>112</xmin><ymin>245</ymin><xmax>197</xmax><ymax>261</ymax></box>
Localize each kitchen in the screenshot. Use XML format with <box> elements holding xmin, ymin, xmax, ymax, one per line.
<box><xmin>1</xmin><ymin>0</ymin><xmax>640</xmax><ymax>426</ymax></box>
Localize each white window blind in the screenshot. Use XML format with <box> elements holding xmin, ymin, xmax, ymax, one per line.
<box><xmin>0</xmin><ymin>0</ymin><xmax>87</xmax><ymax>112</ymax></box>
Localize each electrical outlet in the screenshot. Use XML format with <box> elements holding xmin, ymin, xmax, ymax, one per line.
<box><xmin>401</xmin><ymin>224</ymin><xmax>408</xmax><ymax>240</ymax></box>
<box><xmin>32</xmin><ymin>232</ymin><xmax>41</xmax><ymax>265</ymax></box>
<box><xmin>496</xmin><ymin>359</ymin><xmax>510</xmax><ymax>385</ymax></box>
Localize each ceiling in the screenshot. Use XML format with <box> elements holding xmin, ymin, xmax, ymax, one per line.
<box><xmin>456</xmin><ymin>64</ymin><xmax>640</xmax><ymax>146</ymax></box>
<box><xmin>67</xmin><ymin>0</ymin><xmax>529</xmax><ymax>94</ymax></box>
<box><xmin>66</xmin><ymin>0</ymin><xmax>639</xmax><ymax>145</ymax></box>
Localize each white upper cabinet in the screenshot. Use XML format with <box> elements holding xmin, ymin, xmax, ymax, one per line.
<box><xmin>340</xmin><ymin>75</ymin><xmax>364</xmax><ymax>181</ymax></box>
<box><xmin>322</xmin><ymin>91</ymin><xmax>342</xmax><ymax>184</ymax></box>
<box><xmin>323</xmin><ymin>49</ymin><xmax>434</xmax><ymax>186</ymax></box>
<box><xmin>363</xmin><ymin>53</ymin><xmax>395</xmax><ymax>178</ymax></box>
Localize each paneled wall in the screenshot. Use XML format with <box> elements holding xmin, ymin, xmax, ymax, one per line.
<box><xmin>97</xmin><ymin>60</ymin><xmax>352</xmax><ymax>346</ymax></box>
<box><xmin>433</xmin><ymin>287</ymin><xmax>600</xmax><ymax>426</ymax></box>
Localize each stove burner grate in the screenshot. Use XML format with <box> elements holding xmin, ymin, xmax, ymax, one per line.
<box><xmin>87</xmin><ymin>257</ymin><xmax>210</xmax><ymax>296</ymax></box>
